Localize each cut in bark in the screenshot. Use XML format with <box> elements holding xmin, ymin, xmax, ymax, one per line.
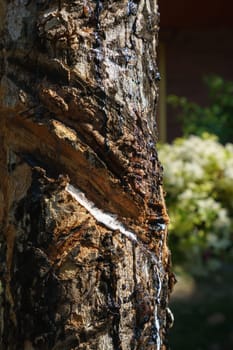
<box><xmin>0</xmin><ymin>1</ymin><xmax>175</xmax><ymax>349</ymax></box>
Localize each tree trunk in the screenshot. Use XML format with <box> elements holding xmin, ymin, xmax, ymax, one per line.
<box><xmin>0</xmin><ymin>0</ymin><xmax>174</xmax><ymax>349</ymax></box>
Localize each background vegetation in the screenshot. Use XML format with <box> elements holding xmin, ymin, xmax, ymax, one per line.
<box><xmin>158</xmin><ymin>76</ymin><xmax>233</xmax><ymax>349</ymax></box>
<box><xmin>168</xmin><ymin>75</ymin><xmax>233</xmax><ymax>144</ymax></box>
<box><xmin>159</xmin><ymin>134</ymin><xmax>233</xmax><ymax>275</ymax></box>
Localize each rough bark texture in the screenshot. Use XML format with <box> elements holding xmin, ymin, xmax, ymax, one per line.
<box><xmin>0</xmin><ymin>1</ymin><xmax>174</xmax><ymax>349</ymax></box>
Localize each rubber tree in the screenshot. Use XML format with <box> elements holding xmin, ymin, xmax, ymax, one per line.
<box><xmin>0</xmin><ymin>1</ymin><xmax>174</xmax><ymax>349</ymax></box>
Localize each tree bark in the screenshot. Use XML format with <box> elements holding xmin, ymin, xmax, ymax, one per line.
<box><xmin>0</xmin><ymin>0</ymin><xmax>174</xmax><ymax>349</ymax></box>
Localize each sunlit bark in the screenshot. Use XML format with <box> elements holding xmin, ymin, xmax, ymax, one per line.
<box><xmin>0</xmin><ymin>1</ymin><xmax>174</xmax><ymax>349</ymax></box>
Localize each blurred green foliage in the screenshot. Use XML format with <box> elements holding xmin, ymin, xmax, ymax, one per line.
<box><xmin>158</xmin><ymin>135</ymin><xmax>233</xmax><ymax>275</ymax></box>
<box><xmin>167</xmin><ymin>75</ymin><xmax>233</xmax><ymax>144</ymax></box>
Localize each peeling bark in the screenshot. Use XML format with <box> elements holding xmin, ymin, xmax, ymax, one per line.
<box><xmin>0</xmin><ymin>1</ymin><xmax>174</xmax><ymax>349</ymax></box>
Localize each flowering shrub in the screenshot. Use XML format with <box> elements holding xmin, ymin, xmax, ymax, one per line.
<box><xmin>158</xmin><ymin>134</ymin><xmax>233</xmax><ymax>275</ymax></box>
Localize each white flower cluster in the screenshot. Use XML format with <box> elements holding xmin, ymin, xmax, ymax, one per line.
<box><xmin>158</xmin><ymin>134</ymin><xmax>233</xmax><ymax>271</ymax></box>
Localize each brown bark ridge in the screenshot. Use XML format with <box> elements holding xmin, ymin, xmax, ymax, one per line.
<box><xmin>0</xmin><ymin>1</ymin><xmax>175</xmax><ymax>349</ymax></box>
